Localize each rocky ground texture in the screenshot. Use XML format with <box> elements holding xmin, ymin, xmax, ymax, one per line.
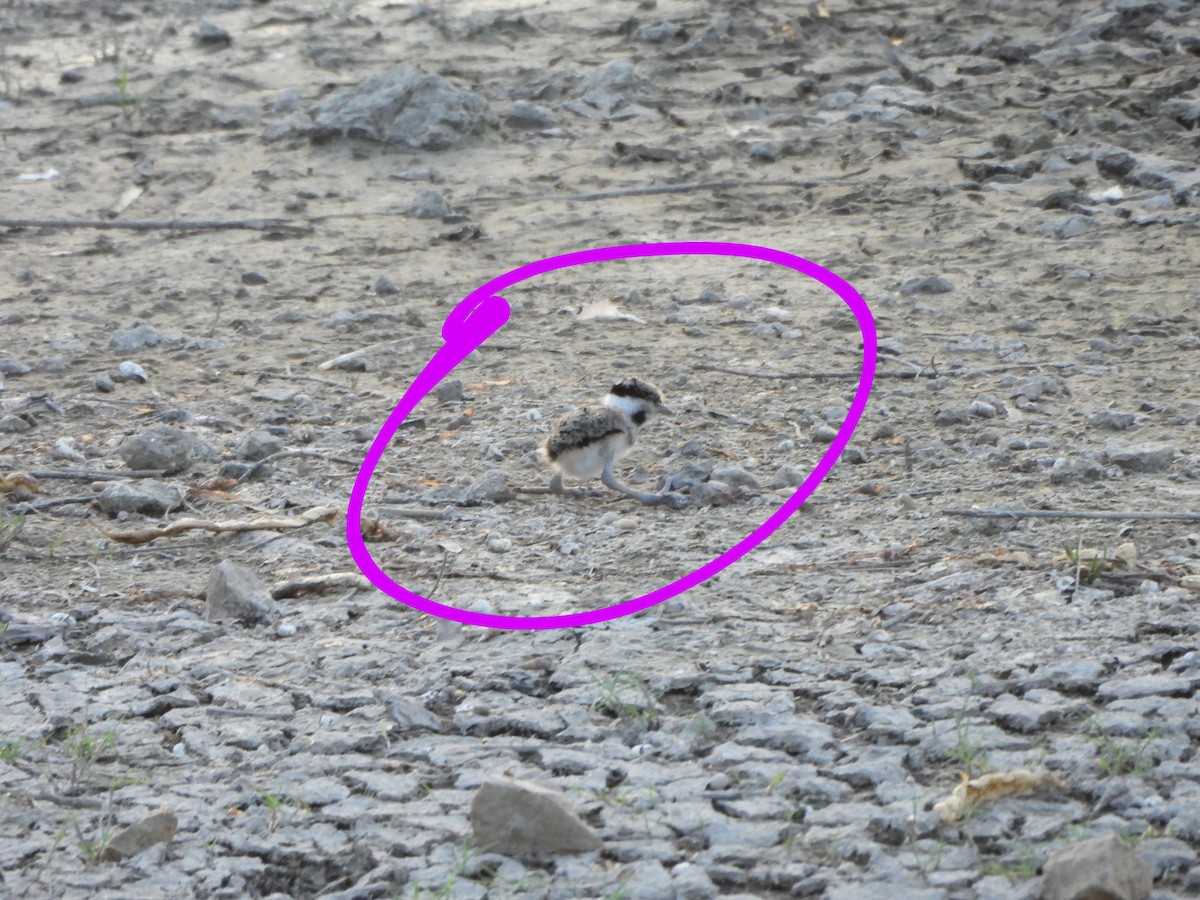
<box><xmin>2</xmin><ymin>0</ymin><xmax>1199</xmax><ymax>897</ymax></box>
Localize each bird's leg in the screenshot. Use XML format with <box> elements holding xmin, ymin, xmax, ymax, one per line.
<box><xmin>549</xmin><ymin>472</ymin><xmax>585</xmax><ymax>498</ymax></box>
<box><xmin>601</xmin><ymin>458</ymin><xmax>687</xmax><ymax>507</ymax></box>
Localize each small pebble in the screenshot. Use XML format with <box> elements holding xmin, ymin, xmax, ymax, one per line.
<box><xmin>241</xmin><ymin>271</ymin><xmax>268</xmax><ymax>286</ymax></box>
<box><xmin>194</xmin><ymin>22</ymin><xmax>233</xmax><ymax>48</ymax></box>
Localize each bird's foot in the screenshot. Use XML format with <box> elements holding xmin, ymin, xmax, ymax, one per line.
<box><xmin>649</xmin><ymin>490</ymin><xmax>690</xmax><ymax>509</ymax></box>
<box><xmin>548</xmin><ymin>474</ymin><xmax>586</xmax><ymax>499</ymax></box>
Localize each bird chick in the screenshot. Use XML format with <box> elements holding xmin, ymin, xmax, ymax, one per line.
<box><xmin>542</xmin><ymin>378</ymin><xmax>682</xmax><ymax>506</ymax></box>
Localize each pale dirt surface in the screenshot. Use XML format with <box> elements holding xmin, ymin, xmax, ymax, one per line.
<box><xmin>2</xmin><ymin>0</ymin><xmax>1200</xmax><ymax>897</ymax></box>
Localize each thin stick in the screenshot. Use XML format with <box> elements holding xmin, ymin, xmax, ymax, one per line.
<box><xmin>945</xmin><ymin>508</ymin><xmax>1200</xmax><ymax>523</ymax></box>
<box><xmin>469</xmin><ymin>173</ymin><xmax>871</xmax><ymax>205</ymax></box>
<box><xmin>317</xmin><ymin>336</ymin><xmax>423</xmax><ymax>371</ymax></box>
<box><xmin>15</xmin><ymin>496</ymin><xmax>94</xmax><ymax>513</ymax></box>
<box><xmin>696</xmin><ymin>363</ymin><xmax>1045</xmax><ymax>381</ymax></box>
<box><xmin>96</xmin><ymin>504</ymin><xmax>338</xmax><ymax>545</ymax></box>
<box><xmin>237</xmin><ymin>449</ymin><xmax>365</xmax><ymax>483</ymax></box>
<box><xmin>0</xmin><ymin>216</ymin><xmax>310</xmax><ymax>235</ymax></box>
<box><xmin>271</xmin><ymin>572</ymin><xmax>374</xmax><ymax>599</ymax></box>
<box><xmin>372</xmin><ymin>503</ymin><xmax>451</xmax><ymax>520</ymax></box>
<box><xmin>28</xmin><ymin>469</ymin><xmax>167</xmax><ymax>481</ymax></box>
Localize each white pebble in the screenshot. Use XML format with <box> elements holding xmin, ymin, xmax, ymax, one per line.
<box><xmin>118</xmin><ymin>360</ymin><xmax>148</xmax><ymax>383</ymax></box>
<box><xmin>277</xmin><ymin>622</ymin><xmax>297</xmax><ymax>637</ymax></box>
<box><xmin>486</xmin><ymin>536</ymin><xmax>512</xmax><ymax>553</ymax></box>
<box><xmin>52</xmin><ymin>437</ymin><xmax>86</xmax><ymax>462</ymax></box>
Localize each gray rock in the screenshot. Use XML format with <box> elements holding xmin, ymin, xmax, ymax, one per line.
<box><xmin>0</xmin><ymin>359</ymin><xmax>30</xmax><ymax>376</ymax></box>
<box><xmin>434</xmin><ymin>379</ymin><xmax>464</xmax><ymax>403</ymax></box>
<box><xmin>98</xmin><ymin>480</ymin><xmax>183</xmax><ymax>517</ymax></box>
<box><xmin>638</xmin><ymin>21</ymin><xmax>686</xmax><ymax>43</ymax></box>
<box><xmin>749</xmin><ymin>141</ymin><xmax>778</xmax><ymax>162</ymax></box>
<box><xmin>505</xmin><ymin>100</ymin><xmax>558</xmax><ymax>130</ymax></box>
<box><xmin>709</xmin><ymin>465</ymin><xmax>760</xmax><ymax>491</ymax></box>
<box><xmin>306</xmin><ymin>65</ymin><xmax>496</xmax><ymax>150</ymax></box>
<box><xmin>377</xmin><ymin>691</ymin><xmax>441</xmax><ymax>732</ymax></box>
<box><xmin>119</xmin><ymin>426</ymin><xmax>197</xmax><ymax>474</ymax></box>
<box><xmin>464</xmin><ymin>470</ymin><xmax>512</xmax><ymax>504</ymax></box>
<box><xmin>899</xmin><ymin>275</ymin><xmax>952</xmax><ymax>295</ymax></box>
<box><xmin>827</xmin><ymin>746</ymin><xmax>909</xmax><ymax>788</ymax></box>
<box><xmin>1134</xmin><ymin>836</ymin><xmax>1196</xmax><ymax>880</ymax></box>
<box><xmin>1011</xmin><ymin>375</ymin><xmax>1068</xmax><ymax>401</ymax></box>
<box><xmin>0</xmin><ymin>415</ymin><xmax>31</xmax><ymax>433</ymax></box>
<box><xmin>273</xmin><ymin>87</ymin><xmax>302</xmax><ymax>113</ymax></box>
<box><xmin>1089</xmin><ymin>410</ymin><xmax>1137</xmax><ymax>430</ymax></box>
<box><xmin>580</xmin><ymin>59</ymin><xmax>644</xmax><ymax>99</ymax></box>
<box><xmin>108</xmin><ymin>323</ymin><xmax>161</xmax><ymax>353</ymax></box>
<box><xmin>1104</xmin><ymin>441</ymin><xmax>1178</xmax><ymax>474</ymax></box>
<box><xmin>98</xmin><ymin>810</ymin><xmax>177</xmax><ymax>862</ymax></box>
<box><xmin>1040</xmin><ymin>832</ymin><xmax>1151</xmax><ymax>900</ymax></box>
<box><xmin>240</xmin><ymin>270</ymin><xmax>268</xmax><ymax>285</ymax></box>
<box><xmin>1097</xmin><ymin>674</ymin><xmax>1194</xmax><ymax>700</ymax></box>
<box><xmin>611</xmin><ymin>859</ymin><xmax>673</xmax><ymax>899</ymax></box>
<box><xmin>933</xmin><ymin>406</ymin><xmax>973</xmax><ymax>426</ymax></box>
<box><xmin>741</xmin><ymin>718</ymin><xmax>839</xmax><ymax>763</ymax></box>
<box><xmin>409</xmin><ymin>189</ymin><xmax>453</xmax><ymax>219</ymax></box>
<box><xmin>671</xmin><ymin>860</ymin><xmax>718</xmax><ymax>899</ymax></box>
<box><xmin>374</xmin><ymin>274</ymin><xmax>399</xmax><ymax>295</ymax></box>
<box><xmin>770</xmin><ymin>465</ymin><xmax>806</xmax><ymax>488</ymax></box>
<box><xmin>1037</xmin><ymin>215</ymin><xmax>1095</xmax><ymax>239</ymax></box>
<box><xmin>1020</xmin><ymin>659</ymin><xmax>1108</xmax><ymax>694</ymax></box>
<box><xmin>470</xmin><ymin>778</ymin><xmax>601</xmax><ymax>856</ymax></box>
<box><xmin>295</xmin><ymin>776</ymin><xmax>351</xmax><ymax>807</ymax></box>
<box><xmin>236</xmin><ymin>429</ymin><xmax>284</xmax><ymax>462</ymax></box>
<box><xmin>205</xmin><ymin>560</ymin><xmax>277</xmax><ymax>624</ymax></box>
<box><xmin>194</xmin><ymin>22</ymin><xmax>232</xmax><ymax>48</ymax></box>
<box><xmin>988</xmin><ymin>694</ymin><xmax>1064</xmax><ymax>732</ymax></box>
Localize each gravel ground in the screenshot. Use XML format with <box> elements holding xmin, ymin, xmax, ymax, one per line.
<box><xmin>1</xmin><ymin>0</ymin><xmax>1199</xmax><ymax>897</ymax></box>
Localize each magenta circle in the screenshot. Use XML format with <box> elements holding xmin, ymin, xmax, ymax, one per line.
<box><xmin>346</xmin><ymin>242</ymin><xmax>877</xmax><ymax>629</ymax></box>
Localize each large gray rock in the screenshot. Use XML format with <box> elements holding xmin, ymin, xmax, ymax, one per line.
<box><xmin>1104</xmin><ymin>441</ymin><xmax>1178</xmax><ymax>474</ymax></box>
<box><xmin>98</xmin><ymin>480</ymin><xmax>183</xmax><ymax>517</ymax></box>
<box><xmin>119</xmin><ymin>426</ymin><xmax>198</xmax><ymax>474</ymax></box>
<box><xmin>470</xmin><ymin>778</ymin><xmax>601</xmax><ymax>857</ymax></box>
<box><xmin>108</xmin><ymin>323</ymin><xmax>161</xmax><ymax>353</ymax></box>
<box><xmin>99</xmin><ymin>810</ymin><xmax>177</xmax><ymax>862</ymax></box>
<box><xmin>1040</xmin><ymin>832</ymin><xmax>1151</xmax><ymax>900</ymax></box>
<box><xmin>205</xmin><ymin>560</ymin><xmax>277</xmax><ymax>624</ymax></box>
<box><xmin>304</xmin><ymin>65</ymin><xmax>495</xmax><ymax>150</ymax></box>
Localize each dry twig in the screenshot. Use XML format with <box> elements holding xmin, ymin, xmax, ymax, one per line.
<box><xmin>0</xmin><ymin>216</ymin><xmax>309</xmax><ymax>235</ymax></box>
<box><xmin>97</xmin><ymin>505</ymin><xmax>338</xmax><ymax>546</ymax></box>
<box><xmin>271</xmin><ymin>572</ymin><xmax>374</xmax><ymax>599</ymax></box>
<box><xmin>945</xmin><ymin>507</ymin><xmax>1200</xmax><ymax>523</ymax></box>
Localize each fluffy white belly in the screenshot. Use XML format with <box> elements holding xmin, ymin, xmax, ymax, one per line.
<box><xmin>552</xmin><ymin>433</ymin><xmax>633</xmax><ymax>479</ymax></box>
